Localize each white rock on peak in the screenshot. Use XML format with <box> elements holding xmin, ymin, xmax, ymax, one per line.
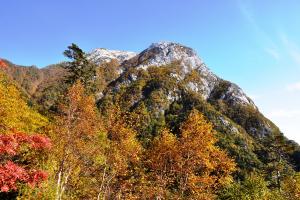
<box><xmin>132</xmin><ymin>42</ymin><xmax>219</xmax><ymax>99</ymax></box>
<box><xmin>137</xmin><ymin>42</ymin><xmax>204</xmax><ymax>71</ymax></box>
<box><xmin>87</xmin><ymin>48</ymin><xmax>137</xmax><ymax>65</ymax></box>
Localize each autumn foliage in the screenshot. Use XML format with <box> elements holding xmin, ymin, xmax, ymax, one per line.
<box><xmin>1</xmin><ymin>44</ymin><xmax>300</xmax><ymax>199</ymax></box>
<box><xmin>0</xmin><ymin>72</ymin><xmax>48</xmax><ymax>133</ymax></box>
<box><xmin>101</xmin><ymin>105</ymin><xmax>142</xmax><ymax>199</ymax></box>
<box><xmin>0</xmin><ymin>59</ymin><xmax>8</xmax><ymax>70</ymax></box>
<box><xmin>51</xmin><ymin>81</ymin><xmax>105</xmax><ymax>199</ymax></box>
<box><xmin>51</xmin><ymin>82</ymin><xmax>143</xmax><ymax>199</ymax></box>
<box><xmin>143</xmin><ymin>110</ymin><xmax>236</xmax><ymax>199</ymax></box>
<box><xmin>0</xmin><ymin>130</ymin><xmax>51</xmax><ymax>192</ymax></box>
<box><xmin>8</xmin><ymin>80</ymin><xmax>235</xmax><ymax>199</ymax></box>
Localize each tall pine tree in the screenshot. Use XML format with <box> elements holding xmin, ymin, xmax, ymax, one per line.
<box><xmin>63</xmin><ymin>43</ymin><xmax>97</xmax><ymax>94</ymax></box>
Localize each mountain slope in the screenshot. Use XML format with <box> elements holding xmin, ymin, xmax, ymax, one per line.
<box><xmin>1</xmin><ymin>42</ymin><xmax>299</xmax><ymax>175</ymax></box>
<box><xmin>98</xmin><ymin>42</ymin><xmax>299</xmax><ymax>173</ymax></box>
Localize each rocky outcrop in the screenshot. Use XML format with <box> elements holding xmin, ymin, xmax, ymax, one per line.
<box><xmin>87</xmin><ymin>48</ymin><xmax>136</xmax><ymax>65</ymax></box>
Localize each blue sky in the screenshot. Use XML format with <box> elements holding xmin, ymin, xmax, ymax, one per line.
<box><xmin>1</xmin><ymin>0</ymin><xmax>300</xmax><ymax>143</ymax></box>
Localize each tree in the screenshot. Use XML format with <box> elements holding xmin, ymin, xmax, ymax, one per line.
<box><xmin>51</xmin><ymin>81</ymin><xmax>106</xmax><ymax>200</ymax></box>
<box><xmin>96</xmin><ymin>59</ymin><xmax>120</xmax><ymax>90</ymax></box>
<box><xmin>63</xmin><ymin>43</ymin><xmax>97</xmax><ymax>93</ymax></box>
<box><xmin>144</xmin><ymin>109</ymin><xmax>236</xmax><ymax>199</ymax></box>
<box><xmin>50</xmin><ymin>82</ymin><xmax>144</xmax><ymax>199</ymax></box>
<box><xmin>142</xmin><ymin>129</ymin><xmax>179</xmax><ymax>199</ymax></box>
<box><xmin>218</xmin><ymin>174</ymin><xmax>284</xmax><ymax>200</ymax></box>
<box><xmin>100</xmin><ymin>105</ymin><xmax>143</xmax><ymax>199</ymax></box>
<box><xmin>264</xmin><ymin>135</ymin><xmax>294</xmax><ymax>191</ymax></box>
<box><xmin>0</xmin><ymin>130</ymin><xmax>51</xmax><ymax>195</ymax></box>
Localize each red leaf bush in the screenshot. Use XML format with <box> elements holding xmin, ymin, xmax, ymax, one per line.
<box><xmin>0</xmin><ymin>130</ymin><xmax>51</xmax><ymax>192</ymax></box>
<box><xmin>0</xmin><ymin>59</ymin><xmax>8</xmax><ymax>69</ymax></box>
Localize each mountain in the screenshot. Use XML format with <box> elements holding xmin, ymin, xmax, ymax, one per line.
<box><xmin>1</xmin><ymin>42</ymin><xmax>299</xmax><ymax>174</ymax></box>
<box><xmin>122</xmin><ymin>42</ymin><xmax>256</xmax><ymax>107</ymax></box>
<box><xmin>98</xmin><ymin>42</ymin><xmax>300</xmax><ymax>173</ymax></box>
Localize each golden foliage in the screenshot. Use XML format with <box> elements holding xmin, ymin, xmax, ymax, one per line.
<box><xmin>144</xmin><ymin>109</ymin><xmax>236</xmax><ymax>199</ymax></box>
<box><xmin>0</xmin><ymin>72</ymin><xmax>47</xmax><ymax>132</ymax></box>
<box><xmin>102</xmin><ymin>105</ymin><xmax>143</xmax><ymax>199</ymax></box>
<box><xmin>282</xmin><ymin>173</ymin><xmax>300</xmax><ymax>200</ymax></box>
<box><xmin>50</xmin><ymin>81</ymin><xmax>105</xmax><ymax>199</ymax></box>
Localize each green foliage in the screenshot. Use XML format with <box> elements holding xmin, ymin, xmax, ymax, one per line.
<box><xmin>63</xmin><ymin>43</ymin><xmax>97</xmax><ymax>94</ymax></box>
<box><xmin>218</xmin><ymin>175</ymin><xmax>284</xmax><ymax>200</ymax></box>
<box><xmin>208</xmin><ymin>80</ymin><xmax>300</xmax><ymax>174</ymax></box>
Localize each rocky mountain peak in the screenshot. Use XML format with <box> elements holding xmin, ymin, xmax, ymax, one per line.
<box><xmin>119</xmin><ymin>42</ymin><xmax>256</xmax><ymax>109</ymax></box>
<box><xmin>85</xmin><ymin>42</ymin><xmax>256</xmax><ymax>109</ymax></box>
<box><xmin>87</xmin><ymin>48</ymin><xmax>137</xmax><ymax>65</ymax></box>
<box><xmin>129</xmin><ymin>41</ymin><xmax>205</xmax><ymax>72</ymax></box>
<box><xmin>148</xmin><ymin>41</ymin><xmax>197</xmax><ymax>57</ymax></box>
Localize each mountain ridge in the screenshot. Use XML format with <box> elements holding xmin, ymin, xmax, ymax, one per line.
<box><xmin>0</xmin><ymin>42</ymin><xmax>257</xmax><ymax>110</ymax></box>
<box><xmin>1</xmin><ymin>42</ymin><xmax>299</xmax><ymax>175</ymax></box>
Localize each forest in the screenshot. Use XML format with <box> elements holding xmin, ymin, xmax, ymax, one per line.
<box><xmin>0</xmin><ymin>44</ymin><xmax>299</xmax><ymax>200</ymax></box>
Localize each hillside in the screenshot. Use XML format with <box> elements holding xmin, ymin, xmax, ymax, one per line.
<box><xmin>2</xmin><ymin>42</ymin><xmax>300</xmax><ymax>171</ymax></box>
<box><xmin>1</xmin><ymin>42</ymin><xmax>300</xmax><ymax>199</ymax></box>
<box><xmin>98</xmin><ymin>42</ymin><xmax>300</xmax><ymax>173</ymax></box>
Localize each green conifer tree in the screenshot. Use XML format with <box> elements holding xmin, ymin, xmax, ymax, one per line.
<box><xmin>63</xmin><ymin>43</ymin><xmax>97</xmax><ymax>94</ymax></box>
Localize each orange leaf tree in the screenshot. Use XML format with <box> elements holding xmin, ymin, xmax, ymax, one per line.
<box><xmin>100</xmin><ymin>105</ymin><xmax>143</xmax><ymax>199</ymax></box>
<box><xmin>51</xmin><ymin>81</ymin><xmax>106</xmax><ymax>200</ymax></box>
<box><xmin>144</xmin><ymin>109</ymin><xmax>236</xmax><ymax>199</ymax></box>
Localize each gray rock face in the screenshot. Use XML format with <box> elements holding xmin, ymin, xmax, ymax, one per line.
<box><xmin>134</xmin><ymin>42</ymin><xmax>204</xmax><ymax>71</ymax></box>
<box><xmin>125</xmin><ymin>42</ymin><xmax>211</xmax><ymax>76</ymax></box>
<box><xmin>222</xmin><ymin>83</ymin><xmax>257</xmax><ymax>108</ymax></box>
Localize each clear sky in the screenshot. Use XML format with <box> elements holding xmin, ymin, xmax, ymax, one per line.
<box><xmin>1</xmin><ymin>0</ymin><xmax>300</xmax><ymax>143</ymax></box>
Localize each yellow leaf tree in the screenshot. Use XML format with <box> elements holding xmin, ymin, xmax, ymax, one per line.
<box><xmin>101</xmin><ymin>105</ymin><xmax>142</xmax><ymax>199</ymax></box>
<box><xmin>144</xmin><ymin>109</ymin><xmax>236</xmax><ymax>199</ymax></box>
<box><xmin>51</xmin><ymin>81</ymin><xmax>107</xmax><ymax>200</ymax></box>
